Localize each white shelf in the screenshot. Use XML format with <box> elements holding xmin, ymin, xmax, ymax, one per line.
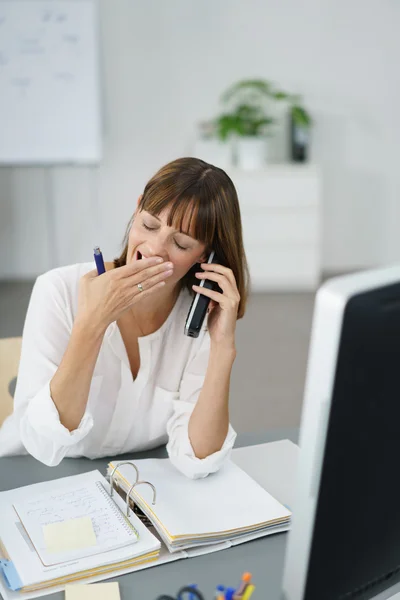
<box><xmin>228</xmin><ymin>165</ymin><xmax>322</xmax><ymax>291</ymax></box>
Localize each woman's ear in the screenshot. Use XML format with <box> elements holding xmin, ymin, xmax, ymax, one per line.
<box><xmin>136</xmin><ymin>194</ymin><xmax>143</xmax><ymax>208</ymax></box>
<box><xmin>198</xmin><ymin>248</ymin><xmax>209</xmax><ymax>264</ymax></box>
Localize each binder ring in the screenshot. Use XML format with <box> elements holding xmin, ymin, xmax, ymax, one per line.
<box><xmin>126</xmin><ymin>480</ymin><xmax>157</xmax><ymax>517</ymax></box>
<box><xmin>109</xmin><ymin>462</ymin><xmax>139</xmax><ymax>498</ymax></box>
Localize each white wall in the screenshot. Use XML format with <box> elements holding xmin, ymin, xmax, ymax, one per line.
<box><xmin>1</xmin><ymin>0</ymin><xmax>399</xmax><ymax>279</ymax></box>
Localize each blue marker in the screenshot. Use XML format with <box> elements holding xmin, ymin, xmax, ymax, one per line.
<box><xmin>94</xmin><ymin>246</ymin><xmax>106</xmax><ymax>275</ymax></box>
<box><xmin>215</xmin><ymin>584</ymin><xmax>225</xmax><ymax>599</ymax></box>
<box><xmin>224</xmin><ymin>588</ymin><xmax>236</xmax><ymax>600</ymax></box>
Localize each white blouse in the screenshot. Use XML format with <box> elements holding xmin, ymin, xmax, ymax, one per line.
<box><xmin>0</xmin><ymin>263</ymin><xmax>236</xmax><ymax>478</ymax></box>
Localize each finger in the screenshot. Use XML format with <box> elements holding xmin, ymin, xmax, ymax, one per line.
<box><xmin>117</xmin><ymin>261</ymin><xmax>174</xmax><ymax>286</ymax></box>
<box><xmin>192</xmin><ymin>284</ymin><xmax>223</xmax><ymax>304</ymax></box>
<box><xmin>195</xmin><ymin>270</ymin><xmax>227</xmax><ymax>290</ymax></box>
<box><xmin>207</xmin><ymin>300</ymin><xmax>217</xmax><ymax>313</ymax></box>
<box><xmin>195</xmin><ymin>271</ymin><xmax>237</xmax><ymax>299</ymax></box>
<box><xmin>193</xmin><ymin>285</ymin><xmax>239</xmax><ymax>313</ymax></box>
<box><xmin>130</xmin><ymin>279</ymin><xmax>167</xmax><ymax>302</ymax></box>
<box><xmin>130</xmin><ymin>266</ymin><xmax>174</xmax><ymax>293</ymax></box>
<box><xmin>200</xmin><ymin>263</ymin><xmax>237</xmax><ymax>288</ymax></box>
<box><xmin>83</xmin><ymin>269</ymin><xmax>99</xmax><ymax>280</ymax></box>
<box><xmin>135</xmin><ymin>261</ymin><xmax>174</xmax><ymax>284</ymax></box>
<box><xmin>114</xmin><ymin>257</ymin><xmax>165</xmax><ymax>279</ymax></box>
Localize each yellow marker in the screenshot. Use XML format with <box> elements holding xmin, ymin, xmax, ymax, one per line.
<box><xmin>242</xmin><ymin>584</ymin><xmax>255</xmax><ymax>600</ymax></box>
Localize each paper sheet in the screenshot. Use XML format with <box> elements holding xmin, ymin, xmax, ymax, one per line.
<box><xmin>65</xmin><ymin>582</ymin><xmax>120</xmax><ymax>600</ymax></box>
<box><xmin>112</xmin><ymin>458</ymin><xmax>291</xmax><ymax>540</ymax></box>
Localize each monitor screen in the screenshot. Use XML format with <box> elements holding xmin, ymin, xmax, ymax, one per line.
<box><xmin>281</xmin><ymin>267</ymin><xmax>400</xmax><ymax>600</ymax></box>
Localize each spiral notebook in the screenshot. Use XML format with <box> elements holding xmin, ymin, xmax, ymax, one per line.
<box><xmin>0</xmin><ymin>470</ymin><xmax>161</xmax><ymax>596</ymax></box>
<box><xmin>12</xmin><ymin>479</ymin><xmax>140</xmax><ymax>566</ymax></box>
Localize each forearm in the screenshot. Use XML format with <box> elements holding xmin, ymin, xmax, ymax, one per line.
<box><xmin>50</xmin><ymin>320</ymin><xmax>106</xmax><ymax>431</ymax></box>
<box><xmin>188</xmin><ymin>344</ymin><xmax>236</xmax><ymax>459</ymax></box>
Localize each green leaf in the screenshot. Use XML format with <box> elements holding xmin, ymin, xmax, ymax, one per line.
<box><xmin>273</xmin><ymin>91</ymin><xmax>290</xmax><ymax>101</ymax></box>
<box><xmin>236</xmin><ymin>104</ymin><xmax>263</xmax><ymax>119</ymax></box>
<box><xmin>215</xmin><ymin>114</ymin><xmax>242</xmax><ymax>140</ymax></box>
<box><xmin>253</xmin><ymin>117</ymin><xmax>274</xmax><ymax>135</ymax></box>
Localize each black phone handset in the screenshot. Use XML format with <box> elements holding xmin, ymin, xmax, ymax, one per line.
<box><xmin>184</xmin><ymin>251</ymin><xmax>219</xmax><ymax>338</ymax></box>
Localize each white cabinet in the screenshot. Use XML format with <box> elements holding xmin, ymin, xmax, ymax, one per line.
<box><xmin>0</xmin><ymin>164</ymin><xmax>321</xmax><ymax>286</ymax></box>
<box><xmin>228</xmin><ymin>165</ymin><xmax>322</xmax><ymax>291</ymax></box>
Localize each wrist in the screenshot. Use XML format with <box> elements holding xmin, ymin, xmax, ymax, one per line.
<box><xmin>73</xmin><ymin>316</ymin><xmax>108</xmax><ymax>341</ymax></box>
<box><xmin>210</xmin><ymin>341</ymin><xmax>237</xmax><ymax>362</ymax></box>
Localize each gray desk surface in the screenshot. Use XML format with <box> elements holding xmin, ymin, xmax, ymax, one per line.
<box><xmin>0</xmin><ymin>428</ymin><xmax>298</xmax><ymax>600</ymax></box>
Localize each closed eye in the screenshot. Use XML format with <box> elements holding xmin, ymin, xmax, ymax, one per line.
<box><xmin>174</xmin><ymin>240</ymin><xmax>188</xmax><ymax>251</ymax></box>
<box><xmin>143</xmin><ymin>221</ymin><xmax>189</xmax><ymax>251</ymax></box>
<box><xmin>142</xmin><ymin>223</ymin><xmax>156</xmax><ymax>231</ymax></box>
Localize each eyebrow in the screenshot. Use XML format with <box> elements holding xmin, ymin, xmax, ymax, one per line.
<box><xmin>147</xmin><ymin>213</ymin><xmax>195</xmax><ymax>240</ymax></box>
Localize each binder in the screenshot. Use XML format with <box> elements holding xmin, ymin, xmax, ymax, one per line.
<box><xmin>0</xmin><ymin>450</ymin><xmax>292</xmax><ymax>600</ymax></box>
<box><xmin>107</xmin><ymin>457</ymin><xmax>291</xmax><ymax>554</ymax></box>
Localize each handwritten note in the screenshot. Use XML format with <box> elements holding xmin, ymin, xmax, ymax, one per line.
<box><xmin>65</xmin><ymin>582</ymin><xmax>121</xmax><ymax>600</ymax></box>
<box><xmin>43</xmin><ymin>516</ymin><xmax>96</xmax><ymax>554</ymax></box>
<box><xmin>13</xmin><ymin>480</ymin><xmax>138</xmax><ymax>565</ymax></box>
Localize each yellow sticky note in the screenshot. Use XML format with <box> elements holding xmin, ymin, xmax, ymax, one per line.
<box><xmin>43</xmin><ymin>516</ymin><xmax>97</xmax><ymax>554</ymax></box>
<box><xmin>65</xmin><ymin>583</ymin><xmax>120</xmax><ymax>600</ymax></box>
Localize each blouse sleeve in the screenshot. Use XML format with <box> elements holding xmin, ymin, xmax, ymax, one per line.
<box><xmin>12</xmin><ymin>271</ymin><xmax>94</xmax><ymax>466</ymax></box>
<box><xmin>166</xmin><ymin>328</ymin><xmax>237</xmax><ymax>479</ymax></box>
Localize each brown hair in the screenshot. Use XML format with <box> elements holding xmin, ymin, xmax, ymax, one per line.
<box><xmin>114</xmin><ymin>157</ymin><xmax>250</xmax><ymax>318</ymax></box>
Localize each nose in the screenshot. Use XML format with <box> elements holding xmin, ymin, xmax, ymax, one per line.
<box><xmin>143</xmin><ymin>235</ymin><xmax>169</xmax><ymax>261</ymax></box>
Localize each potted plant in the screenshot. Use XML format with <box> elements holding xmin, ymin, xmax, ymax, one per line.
<box><xmin>215</xmin><ymin>79</ymin><xmax>291</xmax><ymax>169</ymax></box>
<box><xmin>194</xmin><ymin>79</ymin><xmax>312</xmax><ymax>169</ymax></box>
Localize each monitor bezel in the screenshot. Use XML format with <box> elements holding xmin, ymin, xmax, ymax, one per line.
<box><xmin>281</xmin><ymin>265</ymin><xmax>400</xmax><ymax>600</ymax></box>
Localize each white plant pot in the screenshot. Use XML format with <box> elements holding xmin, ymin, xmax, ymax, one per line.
<box><xmin>193</xmin><ymin>138</ymin><xmax>233</xmax><ymax>170</ymax></box>
<box><xmin>236</xmin><ymin>136</ymin><xmax>267</xmax><ymax>170</ymax></box>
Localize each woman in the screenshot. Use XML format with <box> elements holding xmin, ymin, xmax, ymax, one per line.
<box><xmin>0</xmin><ymin>158</ymin><xmax>249</xmax><ymax>479</ymax></box>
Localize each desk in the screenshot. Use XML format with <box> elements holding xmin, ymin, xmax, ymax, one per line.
<box><xmin>0</xmin><ymin>428</ymin><xmax>298</xmax><ymax>600</ymax></box>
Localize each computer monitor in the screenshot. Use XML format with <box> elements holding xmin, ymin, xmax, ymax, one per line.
<box><xmin>281</xmin><ymin>266</ymin><xmax>400</xmax><ymax>600</ymax></box>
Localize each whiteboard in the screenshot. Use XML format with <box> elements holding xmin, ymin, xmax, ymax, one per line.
<box><xmin>0</xmin><ymin>0</ymin><xmax>102</xmax><ymax>164</ymax></box>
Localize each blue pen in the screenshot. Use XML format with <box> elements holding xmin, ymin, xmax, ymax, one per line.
<box><xmin>94</xmin><ymin>246</ymin><xmax>106</xmax><ymax>275</ymax></box>
<box><xmin>215</xmin><ymin>584</ymin><xmax>225</xmax><ymax>599</ymax></box>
